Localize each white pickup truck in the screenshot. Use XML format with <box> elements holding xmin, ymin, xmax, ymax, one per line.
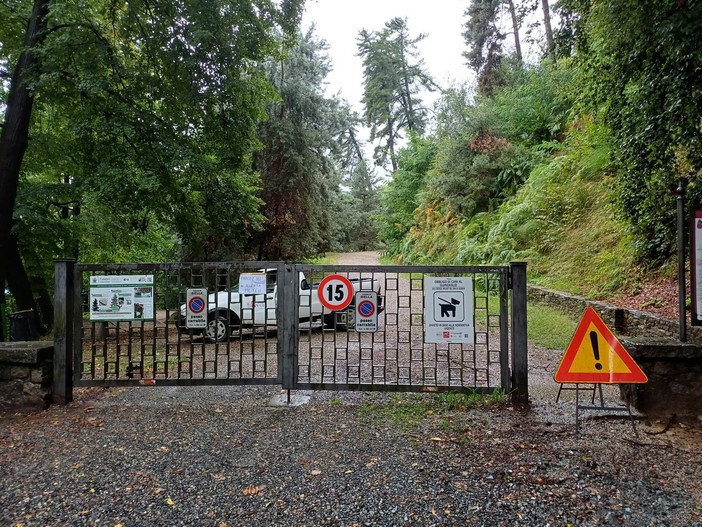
<box><xmin>180</xmin><ymin>269</ymin><xmax>383</xmax><ymax>342</ymax></box>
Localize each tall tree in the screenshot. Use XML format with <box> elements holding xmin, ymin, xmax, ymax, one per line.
<box><xmin>541</xmin><ymin>0</ymin><xmax>555</xmax><ymax>60</ymax></box>
<box><xmin>506</xmin><ymin>0</ymin><xmax>523</xmax><ymax>66</ymax></box>
<box><xmin>248</xmin><ymin>28</ymin><xmax>349</xmax><ymax>260</ymax></box>
<box><xmin>358</xmin><ymin>17</ymin><xmax>435</xmax><ymax>171</ymax></box>
<box><xmin>0</xmin><ymin>0</ymin><xmax>51</xmax><ymax>333</ymax></box>
<box><xmin>0</xmin><ymin>0</ymin><xmax>304</xmax><ymax>331</ymax></box>
<box><xmin>462</xmin><ymin>0</ymin><xmax>524</xmax><ymax>96</ymax></box>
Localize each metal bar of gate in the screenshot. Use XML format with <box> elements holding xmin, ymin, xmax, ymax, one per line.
<box><xmin>510</xmin><ymin>261</ymin><xmax>528</xmax><ymax>404</ymax></box>
<box><xmin>279</xmin><ymin>263</ymin><xmax>299</xmax><ymax>390</ymax></box>
<box><xmin>290</xmin><ymin>264</ymin><xmax>512</xmax><ymax>394</ymax></box>
<box><xmin>53</xmin><ymin>259</ymin><xmax>75</xmax><ymax>404</ymax></box>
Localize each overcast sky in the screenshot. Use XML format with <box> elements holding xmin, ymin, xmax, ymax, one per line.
<box><xmin>300</xmin><ymin>0</ymin><xmax>473</xmax><ymax>113</ymax></box>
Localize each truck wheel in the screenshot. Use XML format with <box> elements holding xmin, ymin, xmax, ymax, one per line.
<box><xmin>323</xmin><ymin>313</ymin><xmax>347</xmax><ymax>332</ymax></box>
<box><xmin>205</xmin><ymin>313</ymin><xmax>230</xmax><ymax>342</ymax></box>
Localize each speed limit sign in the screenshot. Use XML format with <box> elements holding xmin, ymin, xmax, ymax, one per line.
<box><xmin>318</xmin><ymin>274</ymin><xmax>353</xmax><ymax>311</ymax></box>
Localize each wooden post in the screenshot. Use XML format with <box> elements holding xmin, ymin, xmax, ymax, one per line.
<box><xmin>53</xmin><ymin>259</ymin><xmax>74</xmax><ymax>404</ymax></box>
<box><xmin>510</xmin><ymin>262</ymin><xmax>528</xmax><ymax>405</ymax></box>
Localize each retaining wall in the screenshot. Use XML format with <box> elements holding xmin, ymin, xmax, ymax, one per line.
<box><xmin>529</xmin><ymin>285</ymin><xmax>702</xmax><ymax>417</ymax></box>
<box><xmin>0</xmin><ymin>341</ymin><xmax>53</xmax><ymax>411</ymax></box>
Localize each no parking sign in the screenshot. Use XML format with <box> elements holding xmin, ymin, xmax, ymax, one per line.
<box><xmin>355</xmin><ymin>291</ymin><xmax>378</xmax><ymax>333</ymax></box>
<box><xmin>186</xmin><ymin>288</ymin><xmax>208</xmax><ymax>329</ymax></box>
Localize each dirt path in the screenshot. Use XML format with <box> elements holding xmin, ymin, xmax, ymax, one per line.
<box><xmin>1</xmin><ymin>252</ymin><xmax>701</xmax><ymax>525</ymax></box>
<box><xmin>332</xmin><ymin>250</ymin><xmax>385</xmax><ymax>266</ymax></box>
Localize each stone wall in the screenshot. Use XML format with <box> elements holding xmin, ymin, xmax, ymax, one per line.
<box><xmin>529</xmin><ymin>285</ymin><xmax>702</xmax><ymax>418</ymax></box>
<box><xmin>0</xmin><ymin>341</ymin><xmax>53</xmax><ymax>411</ymax></box>
<box><xmin>618</xmin><ymin>338</ymin><xmax>702</xmax><ymax>418</ymax></box>
<box><xmin>528</xmin><ymin>285</ymin><xmax>702</xmax><ymax>342</ymax></box>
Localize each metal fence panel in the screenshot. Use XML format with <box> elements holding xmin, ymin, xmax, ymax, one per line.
<box><xmin>73</xmin><ymin>262</ymin><xmax>283</xmax><ymax>386</ymax></box>
<box><xmin>60</xmin><ymin>261</ymin><xmax>522</xmax><ymax>398</ymax></box>
<box><xmin>292</xmin><ymin>265</ymin><xmax>510</xmax><ymax>394</ymax></box>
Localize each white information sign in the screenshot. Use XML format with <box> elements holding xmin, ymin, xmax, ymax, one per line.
<box><xmin>424</xmin><ymin>277</ymin><xmax>474</xmax><ymax>344</ymax></box>
<box><xmin>355</xmin><ymin>291</ymin><xmax>378</xmax><ymax>333</ymax></box>
<box><xmin>186</xmin><ymin>288</ymin><xmax>208</xmax><ymax>329</ymax></box>
<box><xmin>89</xmin><ymin>275</ymin><xmax>154</xmax><ymax>321</ymax></box>
<box><xmin>239</xmin><ymin>273</ymin><xmax>267</xmax><ymax>295</ymax></box>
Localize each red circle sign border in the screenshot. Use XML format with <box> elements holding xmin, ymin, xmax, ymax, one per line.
<box><xmin>188</xmin><ymin>296</ymin><xmax>206</xmax><ymax>314</ymax></box>
<box><xmin>318</xmin><ymin>274</ymin><xmax>354</xmax><ymax>311</ymax></box>
<box><xmin>357</xmin><ymin>299</ymin><xmax>375</xmax><ymax>318</ymax></box>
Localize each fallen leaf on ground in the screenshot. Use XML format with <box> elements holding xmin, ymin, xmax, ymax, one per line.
<box><xmin>243</xmin><ymin>484</ymin><xmax>265</xmax><ymax>496</ymax></box>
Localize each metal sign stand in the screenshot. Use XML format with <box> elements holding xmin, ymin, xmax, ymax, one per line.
<box><xmin>575</xmin><ymin>384</ymin><xmax>639</xmax><ymax>439</ymax></box>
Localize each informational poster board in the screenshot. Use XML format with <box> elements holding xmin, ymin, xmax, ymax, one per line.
<box><xmin>89</xmin><ymin>275</ymin><xmax>155</xmax><ymax>321</ymax></box>
<box><xmin>424</xmin><ymin>276</ymin><xmax>474</xmax><ymax>344</ymax></box>
<box><xmin>692</xmin><ymin>211</ymin><xmax>702</xmax><ymax>326</ymax></box>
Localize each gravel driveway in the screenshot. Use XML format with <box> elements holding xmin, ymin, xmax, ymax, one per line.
<box><xmin>1</xmin><ymin>252</ymin><xmax>701</xmax><ymax>526</ymax></box>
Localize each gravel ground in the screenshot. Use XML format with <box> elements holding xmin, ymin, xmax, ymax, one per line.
<box><xmin>1</xmin><ymin>252</ymin><xmax>701</xmax><ymax>526</ymax></box>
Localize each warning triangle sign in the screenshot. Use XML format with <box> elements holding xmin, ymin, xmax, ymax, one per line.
<box><xmin>554</xmin><ymin>306</ymin><xmax>648</xmax><ymax>384</ymax></box>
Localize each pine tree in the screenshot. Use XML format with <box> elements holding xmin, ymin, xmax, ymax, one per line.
<box><xmin>358</xmin><ymin>18</ymin><xmax>435</xmax><ymax>171</ymax></box>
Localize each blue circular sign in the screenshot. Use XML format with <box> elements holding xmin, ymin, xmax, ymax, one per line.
<box><xmin>358</xmin><ymin>300</ymin><xmax>375</xmax><ymax>317</ymax></box>
<box><xmin>189</xmin><ymin>296</ymin><xmax>206</xmax><ymax>314</ymax></box>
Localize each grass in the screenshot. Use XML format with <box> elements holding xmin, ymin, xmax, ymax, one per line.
<box><xmin>358</xmin><ymin>389</ymin><xmax>508</xmax><ymax>431</ymax></box>
<box><xmin>527</xmin><ymin>301</ymin><xmax>578</xmax><ymax>350</ymax></box>
<box><xmin>307</xmin><ymin>253</ymin><xmax>341</xmax><ymax>265</ymax></box>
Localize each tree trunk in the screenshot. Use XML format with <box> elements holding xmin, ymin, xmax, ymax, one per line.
<box><xmin>541</xmin><ymin>0</ymin><xmax>555</xmax><ymax>61</ymax></box>
<box><xmin>0</xmin><ymin>0</ymin><xmax>51</xmax><ymax>331</ymax></box>
<box><xmin>506</xmin><ymin>0</ymin><xmax>523</xmax><ymax>66</ymax></box>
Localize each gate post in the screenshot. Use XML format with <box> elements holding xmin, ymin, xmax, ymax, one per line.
<box><xmin>278</xmin><ymin>263</ymin><xmax>299</xmax><ymax>390</ymax></box>
<box><xmin>510</xmin><ymin>262</ymin><xmax>528</xmax><ymax>405</ymax></box>
<box><xmin>53</xmin><ymin>259</ymin><xmax>75</xmax><ymax>404</ymax></box>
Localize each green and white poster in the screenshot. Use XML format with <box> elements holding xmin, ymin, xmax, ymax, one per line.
<box><xmin>89</xmin><ymin>275</ymin><xmax>155</xmax><ymax>321</ymax></box>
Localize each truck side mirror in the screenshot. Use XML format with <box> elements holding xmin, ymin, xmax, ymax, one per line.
<box><xmin>301</xmin><ymin>278</ymin><xmax>310</xmax><ymax>290</ymax></box>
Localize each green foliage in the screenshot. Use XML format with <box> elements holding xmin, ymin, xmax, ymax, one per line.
<box><xmin>563</xmin><ymin>0</ymin><xmax>702</xmax><ymax>262</ymax></box>
<box><xmin>331</xmin><ymin>161</ymin><xmax>382</xmax><ymax>252</ymax></box>
<box><xmin>427</xmin><ymin>133</ymin><xmax>527</xmax><ymax>218</ymax></box>
<box><xmin>377</xmin><ymin>135</ymin><xmax>436</xmax><ymax>255</ymax></box>
<box><xmin>1</xmin><ymin>0</ymin><xmax>303</xmax><ymax>323</ymax></box>
<box><xmin>401</xmin><ymin>113</ymin><xmax>637</xmax><ymax>298</ymax></box>
<box><xmin>358</xmin><ymin>17</ymin><xmax>436</xmax><ymax>170</ymax></box>
<box><xmin>248</xmin><ymin>28</ymin><xmax>343</xmax><ymax>260</ymax></box>
<box><xmin>358</xmin><ymin>390</ymin><xmax>508</xmax><ymax>430</ymax></box>
<box><xmin>486</xmin><ymin>62</ymin><xmax>576</xmax><ymax>146</ymax></box>
<box><xmin>527</xmin><ymin>302</ymin><xmax>578</xmax><ymax>350</ymax></box>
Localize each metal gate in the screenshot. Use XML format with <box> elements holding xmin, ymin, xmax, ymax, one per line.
<box><xmin>52</xmin><ymin>260</ymin><xmax>527</xmax><ymax>403</ymax></box>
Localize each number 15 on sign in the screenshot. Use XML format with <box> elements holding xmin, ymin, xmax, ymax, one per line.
<box><xmin>318</xmin><ymin>274</ymin><xmax>353</xmax><ymax>311</ymax></box>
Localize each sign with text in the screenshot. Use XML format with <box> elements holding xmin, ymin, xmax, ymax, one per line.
<box><xmin>424</xmin><ymin>276</ymin><xmax>474</xmax><ymax>344</ymax></box>
<box><xmin>355</xmin><ymin>291</ymin><xmax>378</xmax><ymax>333</ymax></box>
<box><xmin>238</xmin><ymin>273</ymin><xmax>267</xmax><ymax>295</ymax></box>
<box><xmin>186</xmin><ymin>288</ymin><xmax>208</xmax><ymax>329</ymax></box>
<box><xmin>318</xmin><ymin>274</ymin><xmax>353</xmax><ymax>311</ymax></box>
<box><xmin>89</xmin><ymin>275</ymin><xmax>154</xmax><ymax>321</ymax></box>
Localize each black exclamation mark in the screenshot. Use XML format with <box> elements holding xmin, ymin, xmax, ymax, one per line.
<box><xmin>590</xmin><ymin>331</ymin><xmax>602</xmax><ymax>370</ymax></box>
